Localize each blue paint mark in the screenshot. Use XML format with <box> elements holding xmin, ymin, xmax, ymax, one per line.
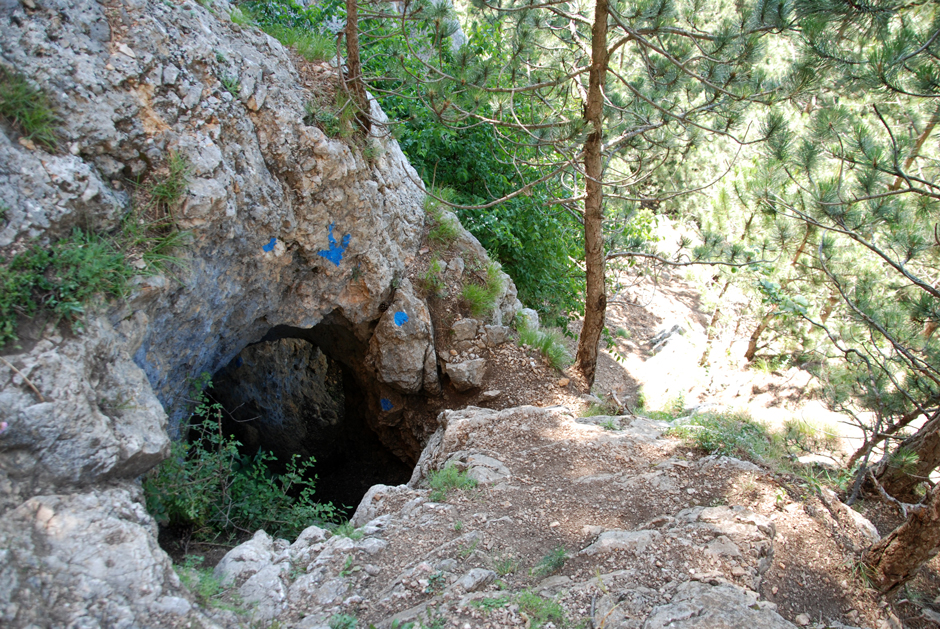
<box><xmin>394</xmin><ymin>311</ymin><xmax>409</xmax><ymax>327</ymax></box>
<box><xmin>317</xmin><ymin>223</ymin><xmax>351</xmax><ymax>267</ymax></box>
<box><xmin>234</xmin><ymin>356</ymin><xmax>243</xmax><ymax>368</ymax></box>
<box><xmin>262</xmin><ymin>237</ymin><xmax>277</xmax><ymax>252</ymax></box>
<box><xmin>380</xmin><ymin>398</ymin><xmax>394</xmax><ymax>412</ymax></box>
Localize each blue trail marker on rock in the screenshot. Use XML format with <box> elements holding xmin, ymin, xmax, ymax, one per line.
<box><xmin>394</xmin><ymin>311</ymin><xmax>409</xmax><ymax>326</ymax></box>
<box><xmin>262</xmin><ymin>237</ymin><xmax>277</xmax><ymax>252</ymax></box>
<box><xmin>317</xmin><ymin>223</ymin><xmax>351</xmax><ymax>266</ymax></box>
<box><xmin>380</xmin><ymin>398</ymin><xmax>394</xmax><ymax>411</ymax></box>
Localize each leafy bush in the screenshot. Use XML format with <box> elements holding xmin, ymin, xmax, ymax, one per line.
<box><xmin>0</xmin><ymin>66</ymin><xmax>58</xmax><ymax>150</ymax></box>
<box><xmin>143</xmin><ymin>378</ymin><xmax>338</xmax><ymax>540</ymax></box>
<box><xmin>426</xmin><ymin>462</ymin><xmax>477</xmax><ymax>502</ymax></box>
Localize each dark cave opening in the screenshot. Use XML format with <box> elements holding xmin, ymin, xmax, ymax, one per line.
<box><xmin>209</xmin><ymin>324</ymin><xmax>414</xmax><ymax>518</ymax></box>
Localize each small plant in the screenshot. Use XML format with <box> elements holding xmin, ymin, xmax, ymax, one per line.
<box><xmin>517</xmin><ymin>590</ymin><xmax>566</xmax><ymax>628</ymax></box>
<box><xmin>600</xmin><ymin>417</ymin><xmax>621</xmax><ymax>431</ymax></box>
<box><xmin>518</xmin><ymin>323</ymin><xmax>572</xmax><ymax>370</ymax></box>
<box><xmin>420</xmin><ymin>257</ymin><xmax>446</xmax><ymax>297</ymax></box>
<box><xmin>424</xmin><ymin>571</ymin><xmax>446</xmax><ymax>594</ymax></box>
<box><xmin>781</xmin><ymin>418</ymin><xmax>839</xmax><ymax>453</ymax></box>
<box><xmin>666</xmin><ymin>411</ymin><xmax>783</xmax><ymax>465</ymax></box>
<box><xmin>470</xmin><ymin>595</ymin><xmax>511</xmax><ymax>613</ymax></box>
<box><xmin>361</xmin><ymin>141</ymin><xmax>384</xmax><ymax>162</ymax></box>
<box><xmin>424</xmin><ymin>192</ymin><xmax>460</xmax><ymax>245</ymax></box>
<box><xmin>214</xmin><ymin>50</ymin><xmax>228</xmax><ymax>63</ymax></box>
<box><xmin>339</xmin><ymin>555</ymin><xmax>359</xmax><ymax>578</ymax></box>
<box><xmin>493</xmin><ymin>552</ymin><xmax>519</xmax><ymax>576</ymax></box>
<box><xmin>220</xmin><ymin>74</ymin><xmax>241</xmax><ymax>97</ymax></box>
<box><xmin>0</xmin><ymin>66</ymin><xmax>58</xmax><ymax>150</ymax></box>
<box><xmin>263</xmin><ymin>23</ymin><xmax>336</xmax><ymax>62</ymax></box>
<box><xmin>453</xmin><ymin>520</ymin><xmax>463</xmax><ymax>532</ymax></box>
<box><xmin>176</xmin><ymin>556</ymin><xmax>240</xmax><ymax>611</ymax></box>
<box><xmin>461</xmin><ymin>261</ymin><xmax>504</xmax><ymax>318</ymax></box>
<box><xmin>329</xmin><ymin>613</ymin><xmax>358</xmax><ymax>629</ymax></box>
<box><xmin>148</xmin><ymin>152</ymin><xmax>191</xmax><ymax>218</ymax></box>
<box><xmin>531</xmin><ymin>545</ymin><xmax>568</xmax><ymax>578</ymax></box>
<box><xmin>332</xmin><ymin>521</ymin><xmax>365</xmax><ymax>540</ymax></box>
<box><xmin>0</xmin><ymin>229</ymin><xmax>133</xmax><ymax>348</ymax></box>
<box><xmin>458</xmin><ymin>538</ymin><xmax>479</xmax><ymax>559</ymax></box>
<box><xmin>427</xmin><ymin>462</ymin><xmax>478</xmax><ymax>502</ymax></box>
<box><xmin>614</xmin><ymin>327</ymin><xmax>631</xmax><ymax>339</ymax></box>
<box><xmin>581</xmin><ymin>397</ymin><xmax>619</xmax><ymax>417</ymax></box>
<box><xmin>230</xmin><ymin>6</ymin><xmax>251</xmax><ymax>24</ymax></box>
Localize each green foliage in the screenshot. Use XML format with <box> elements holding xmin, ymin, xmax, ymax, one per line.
<box><xmin>516</xmin><ymin>591</ymin><xmax>566</xmax><ymax>628</ymax></box>
<box><xmin>148</xmin><ymin>152</ymin><xmax>192</xmax><ymax>216</ymax></box>
<box><xmin>457</xmin><ymin>538</ymin><xmax>479</xmax><ymax>559</ymax></box>
<box><xmin>176</xmin><ymin>556</ymin><xmax>242</xmax><ymax>612</ymax></box>
<box><xmin>220</xmin><ymin>74</ymin><xmax>241</xmax><ymax>97</ymax></box>
<box><xmin>0</xmin><ymin>230</ymin><xmax>132</xmax><ymax>348</ymax></box>
<box><xmin>461</xmin><ymin>261</ymin><xmax>504</xmax><ymax>318</ymax></box>
<box><xmin>581</xmin><ymin>397</ymin><xmax>620</xmax><ymax>418</ymax></box>
<box><xmin>781</xmin><ymin>418</ymin><xmax>838</xmax><ymax>453</ymax></box>
<box><xmin>142</xmin><ymin>377</ymin><xmax>338</xmax><ymax>540</ymax></box>
<box><xmin>518</xmin><ymin>323</ymin><xmax>572</xmax><ymax>371</ymax></box>
<box><xmin>0</xmin><ymin>66</ymin><xmax>58</xmax><ymax>150</ymax></box>
<box><xmin>424</xmin><ymin>193</ymin><xmax>461</xmax><ymax>246</ymax></box>
<box><xmin>666</xmin><ymin>412</ymin><xmax>784</xmax><ymax>465</ymax></box>
<box><xmin>493</xmin><ymin>552</ymin><xmax>519</xmax><ymax>576</ymax></box>
<box><xmin>332</xmin><ymin>522</ymin><xmax>364</xmax><ymax>540</ymax></box>
<box><xmin>470</xmin><ymin>595</ymin><xmax>510</xmax><ymax>613</ymax></box>
<box><xmin>427</xmin><ymin>463</ymin><xmax>477</xmax><ymax>502</ymax></box>
<box><xmin>531</xmin><ymin>545</ymin><xmax>567</xmax><ymax>578</ymax></box>
<box><xmin>887</xmin><ymin>447</ymin><xmax>920</xmax><ymax>476</ymax></box>
<box><xmin>328</xmin><ymin>613</ymin><xmax>358</xmax><ymax>629</ymax></box>
<box><xmin>419</xmin><ymin>256</ymin><xmax>446</xmax><ymax>297</ymax></box>
<box><xmin>263</xmin><ymin>23</ymin><xmax>336</xmax><ymax>62</ymax></box>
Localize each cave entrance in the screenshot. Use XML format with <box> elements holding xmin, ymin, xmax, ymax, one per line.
<box><xmin>210</xmin><ymin>321</ymin><xmax>413</xmax><ymax>517</ymax></box>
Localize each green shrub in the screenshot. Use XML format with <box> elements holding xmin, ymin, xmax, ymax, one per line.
<box><xmin>518</xmin><ymin>323</ymin><xmax>571</xmax><ymax>370</ymax></box>
<box><xmin>328</xmin><ymin>613</ymin><xmax>358</xmax><ymax>629</ymax></box>
<box><xmin>516</xmin><ymin>590</ymin><xmax>566</xmax><ymax>628</ymax></box>
<box><xmin>424</xmin><ymin>193</ymin><xmax>461</xmax><ymax>246</ymax></box>
<box><xmin>419</xmin><ymin>257</ymin><xmax>446</xmax><ymax>297</ymax></box>
<box><xmin>0</xmin><ymin>67</ymin><xmax>58</xmax><ymax>150</ymax></box>
<box><xmin>142</xmin><ymin>378</ymin><xmax>338</xmax><ymax>540</ymax></box>
<box><xmin>427</xmin><ymin>462</ymin><xmax>477</xmax><ymax>502</ymax></box>
<box><xmin>263</xmin><ymin>23</ymin><xmax>335</xmax><ymax>62</ymax></box>
<box><xmin>461</xmin><ymin>262</ymin><xmax>504</xmax><ymax>318</ymax></box>
<box><xmin>666</xmin><ymin>411</ymin><xmax>783</xmax><ymax>464</ymax></box>
<box><xmin>0</xmin><ymin>230</ymin><xmax>133</xmax><ymax>348</ymax></box>
<box><xmin>531</xmin><ymin>545</ymin><xmax>567</xmax><ymax>577</ymax></box>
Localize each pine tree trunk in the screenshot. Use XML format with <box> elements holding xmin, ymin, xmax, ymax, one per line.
<box><xmin>875</xmin><ymin>411</ymin><xmax>940</xmax><ymax>502</ymax></box>
<box><xmin>744</xmin><ymin>310</ymin><xmax>774</xmax><ymax>362</ymax></box>
<box><xmin>699</xmin><ymin>280</ymin><xmax>731</xmax><ymax>366</ymax></box>
<box><xmin>865</xmin><ymin>483</ymin><xmax>940</xmax><ymax>596</ymax></box>
<box><xmin>344</xmin><ymin>0</ymin><xmax>371</xmax><ymax>133</ymax></box>
<box><xmin>575</xmin><ymin>0</ymin><xmax>609</xmax><ymax>387</ymax></box>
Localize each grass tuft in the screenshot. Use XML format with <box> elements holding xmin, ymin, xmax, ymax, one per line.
<box><xmin>148</xmin><ymin>152</ymin><xmax>192</xmax><ymax>218</ymax></box>
<box><xmin>518</xmin><ymin>323</ymin><xmax>571</xmax><ymax>370</ymax></box>
<box><xmin>531</xmin><ymin>545</ymin><xmax>568</xmax><ymax>577</ymax></box>
<box><xmin>517</xmin><ymin>590</ymin><xmax>566</xmax><ymax>628</ymax></box>
<box><xmin>427</xmin><ymin>462</ymin><xmax>477</xmax><ymax>502</ymax></box>
<box><xmin>666</xmin><ymin>411</ymin><xmax>783</xmax><ymax>463</ymax></box>
<box><xmin>263</xmin><ymin>23</ymin><xmax>336</xmax><ymax>62</ymax></box>
<box><xmin>0</xmin><ymin>67</ymin><xmax>58</xmax><ymax>150</ymax></box>
<box><xmin>461</xmin><ymin>261</ymin><xmax>504</xmax><ymax>318</ymax></box>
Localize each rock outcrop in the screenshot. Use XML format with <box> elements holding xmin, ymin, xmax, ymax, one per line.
<box><xmin>0</xmin><ymin>0</ymin><xmax>518</xmax><ymax>625</ymax></box>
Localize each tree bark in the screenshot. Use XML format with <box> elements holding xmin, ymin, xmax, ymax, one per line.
<box><xmin>865</xmin><ymin>483</ymin><xmax>940</xmax><ymax>596</ymax></box>
<box><xmin>876</xmin><ymin>410</ymin><xmax>940</xmax><ymax>502</ymax></box>
<box><xmin>744</xmin><ymin>310</ymin><xmax>774</xmax><ymax>362</ymax></box>
<box><xmin>345</xmin><ymin>0</ymin><xmax>371</xmax><ymax>133</ymax></box>
<box><xmin>888</xmin><ymin>104</ymin><xmax>939</xmax><ymax>191</ymax></box>
<box><xmin>699</xmin><ymin>280</ymin><xmax>731</xmax><ymax>367</ymax></box>
<box><xmin>575</xmin><ymin>0</ymin><xmax>609</xmax><ymax>387</ymax></box>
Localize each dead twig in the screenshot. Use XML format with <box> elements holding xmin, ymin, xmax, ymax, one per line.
<box><xmin>0</xmin><ymin>356</ymin><xmax>45</xmax><ymax>403</ymax></box>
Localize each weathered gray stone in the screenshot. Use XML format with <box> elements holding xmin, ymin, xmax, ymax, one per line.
<box><xmin>580</xmin><ymin>530</ymin><xmax>662</xmax><ymax>556</ymax></box>
<box><xmin>239</xmin><ymin>563</ymin><xmax>288</xmax><ymax>622</ymax></box>
<box><xmin>516</xmin><ymin>308</ymin><xmax>540</xmax><ymax>330</ymax></box>
<box><xmin>643</xmin><ymin>581</ymin><xmax>796</xmax><ymax>629</ymax></box>
<box><xmin>452</xmin><ymin>318</ymin><xmax>480</xmax><ymax>341</ymax></box>
<box><xmin>454</xmin><ymin>568</ymin><xmax>496</xmax><ymax>592</ymax></box>
<box><xmin>367</xmin><ymin>280</ymin><xmax>438</xmax><ymax>394</ymax></box>
<box><xmin>444</xmin><ymin>358</ymin><xmax>486</xmax><ymax>391</ymax></box>
<box><xmin>484</xmin><ymin>324</ymin><xmax>511</xmax><ymax>346</ymax></box>
<box><xmin>214</xmin><ymin>529</ymin><xmax>289</xmax><ymax>588</ymax></box>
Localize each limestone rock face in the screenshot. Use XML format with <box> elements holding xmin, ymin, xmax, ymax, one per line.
<box><xmin>644</xmin><ymin>581</ymin><xmax>796</xmax><ymax>629</ymax></box>
<box><xmin>0</xmin><ymin>0</ymin><xmax>521</xmax><ymax>625</ymax></box>
<box><xmin>366</xmin><ymin>279</ymin><xmax>438</xmax><ymax>395</ymax></box>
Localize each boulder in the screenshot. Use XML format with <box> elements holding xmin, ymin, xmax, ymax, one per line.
<box><xmin>444</xmin><ymin>358</ymin><xmax>486</xmax><ymax>391</ymax></box>
<box><xmin>644</xmin><ymin>581</ymin><xmax>796</xmax><ymax>629</ymax></box>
